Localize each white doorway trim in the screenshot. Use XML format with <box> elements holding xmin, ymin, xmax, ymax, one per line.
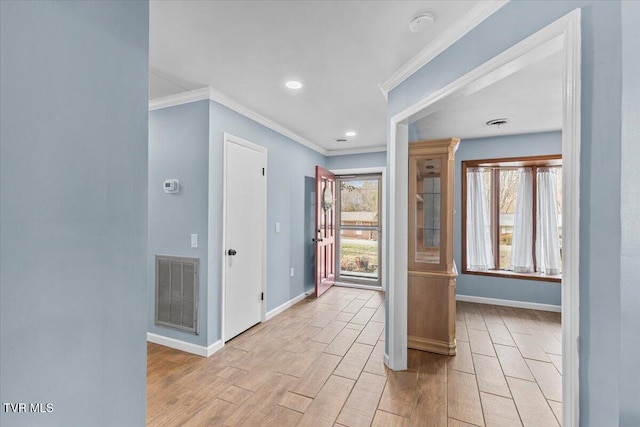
<box><xmin>219</xmin><ymin>132</ymin><xmax>267</xmax><ymax>344</ymax></box>
<box><xmin>386</xmin><ymin>9</ymin><xmax>581</xmax><ymax>427</ymax></box>
<box><xmin>331</xmin><ymin>166</ymin><xmax>387</xmax><ymax>292</ymax></box>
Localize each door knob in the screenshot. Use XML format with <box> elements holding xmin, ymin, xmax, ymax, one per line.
<box><xmin>228</xmin><ymin>249</ymin><xmax>237</xmax><ymax>256</ymax></box>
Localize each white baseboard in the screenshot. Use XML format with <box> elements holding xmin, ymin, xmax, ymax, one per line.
<box><xmin>147</xmin><ymin>332</ymin><xmax>223</xmax><ymax>357</ymax></box>
<box><xmin>456</xmin><ymin>294</ymin><xmax>561</xmax><ymax>312</ymax></box>
<box><xmin>265</xmin><ymin>291</ymin><xmax>310</xmax><ymax>321</ymax></box>
<box><xmin>383</xmin><ymin>353</ymin><xmax>390</xmax><ymax>368</ymax></box>
<box><xmin>205</xmin><ymin>339</ymin><xmax>224</xmax><ymax>357</ymax></box>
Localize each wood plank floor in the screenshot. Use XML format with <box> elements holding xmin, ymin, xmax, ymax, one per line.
<box><xmin>147</xmin><ymin>287</ymin><xmax>562</xmax><ymax>426</ymax></box>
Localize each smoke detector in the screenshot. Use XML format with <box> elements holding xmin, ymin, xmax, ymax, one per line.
<box><xmin>486</xmin><ymin>118</ymin><xmax>510</xmax><ymax>128</ymax></box>
<box><xmin>409</xmin><ymin>13</ymin><xmax>435</xmax><ymax>33</ymax></box>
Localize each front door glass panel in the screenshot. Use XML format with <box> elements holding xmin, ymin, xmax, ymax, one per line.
<box><xmin>336</xmin><ymin>175</ymin><xmax>382</xmax><ymax>286</ymax></box>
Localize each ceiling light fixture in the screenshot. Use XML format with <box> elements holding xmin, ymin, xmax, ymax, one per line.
<box><xmin>486</xmin><ymin>118</ymin><xmax>509</xmax><ymax>128</ymax></box>
<box><xmin>345</xmin><ymin>131</ymin><xmax>357</xmax><ymax>137</ymax></box>
<box><xmin>285</xmin><ymin>80</ymin><xmax>302</xmax><ymax>90</ymax></box>
<box><xmin>409</xmin><ymin>13</ymin><xmax>435</xmax><ymax>33</ymax></box>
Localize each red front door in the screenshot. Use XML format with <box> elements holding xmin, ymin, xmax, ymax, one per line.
<box><xmin>315</xmin><ymin>166</ymin><xmax>336</xmax><ymax>297</ymax></box>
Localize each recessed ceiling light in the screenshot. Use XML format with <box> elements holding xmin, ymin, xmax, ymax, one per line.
<box><xmin>345</xmin><ymin>131</ymin><xmax>357</xmax><ymax>137</ymax></box>
<box><xmin>409</xmin><ymin>13</ymin><xmax>435</xmax><ymax>33</ymax></box>
<box><xmin>285</xmin><ymin>80</ymin><xmax>302</xmax><ymax>90</ymax></box>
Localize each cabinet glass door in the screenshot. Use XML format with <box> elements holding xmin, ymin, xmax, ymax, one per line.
<box><xmin>415</xmin><ymin>157</ymin><xmax>441</xmax><ymax>264</ymax></box>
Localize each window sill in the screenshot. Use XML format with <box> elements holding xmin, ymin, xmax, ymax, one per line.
<box><xmin>463</xmin><ymin>269</ymin><xmax>561</xmax><ymax>283</ymax></box>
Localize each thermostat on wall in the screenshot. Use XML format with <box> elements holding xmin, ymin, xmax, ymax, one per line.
<box><xmin>163</xmin><ymin>179</ymin><xmax>179</xmax><ymax>194</ymax></box>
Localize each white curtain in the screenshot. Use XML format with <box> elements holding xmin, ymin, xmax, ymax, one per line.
<box><xmin>536</xmin><ymin>168</ymin><xmax>561</xmax><ymax>275</ymax></box>
<box><xmin>510</xmin><ymin>168</ymin><xmax>534</xmax><ymax>272</ymax></box>
<box><xmin>466</xmin><ymin>168</ymin><xmax>494</xmax><ymax>270</ymax></box>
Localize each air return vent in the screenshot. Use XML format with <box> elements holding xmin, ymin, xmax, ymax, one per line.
<box><xmin>155</xmin><ymin>255</ymin><xmax>199</xmax><ymax>334</ymax></box>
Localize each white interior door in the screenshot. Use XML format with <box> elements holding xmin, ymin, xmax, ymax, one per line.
<box><xmin>224</xmin><ymin>134</ymin><xmax>266</xmax><ymax>342</ymax></box>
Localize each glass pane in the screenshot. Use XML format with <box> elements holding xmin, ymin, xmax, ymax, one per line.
<box><xmin>483</xmin><ymin>169</ymin><xmax>492</xmax><ymax>224</ymax></box>
<box><xmin>340</xmin><ymin>178</ymin><xmax>379</xmax><ymax>227</ymax></box>
<box><xmin>556</xmin><ymin>167</ymin><xmax>563</xmax><ymax>272</ymax></box>
<box><xmin>415</xmin><ymin>158</ymin><xmax>441</xmax><ymax>264</ymax></box>
<box><xmin>339</xmin><ymin>230</ymin><xmax>379</xmax><ymax>280</ymax></box>
<box><xmin>498</xmin><ymin>169</ymin><xmax>519</xmax><ymax>269</ymax></box>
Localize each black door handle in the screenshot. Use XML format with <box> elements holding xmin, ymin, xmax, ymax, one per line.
<box><xmin>228</xmin><ymin>249</ymin><xmax>237</xmax><ymax>256</ymax></box>
<box><xmin>312</xmin><ymin>238</ymin><xmax>323</xmax><ymax>242</ymax></box>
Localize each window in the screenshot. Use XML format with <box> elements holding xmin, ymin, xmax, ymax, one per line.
<box><xmin>336</xmin><ymin>174</ymin><xmax>382</xmax><ymax>286</ymax></box>
<box><xmin>462</xmin><ymin>155</ymin><xmax>562</xmax><ymax>282</ymax></box>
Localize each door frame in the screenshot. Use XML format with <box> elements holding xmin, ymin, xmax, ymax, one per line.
<box><xmin>219</xmin><ymin>132</ymin><xmax>267</xmax><ymax>343</ymax></box>
<box><xmin>386</xmin><ymin>9</ymin><xmax>581</xmax><ymax>426</ymax></box>
<box><xmin>331</xmin><ymin>166</ymin><xmax>387</xmax><ymax>291</ymax></box>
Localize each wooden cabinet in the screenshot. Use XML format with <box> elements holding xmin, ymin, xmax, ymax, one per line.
<box><xmin>408</xmin><ymin>138</ymin><xmax>459</xmax><ymax>355</ymax></box>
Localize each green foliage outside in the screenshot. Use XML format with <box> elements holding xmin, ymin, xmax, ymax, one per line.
<box><xmin>340</xmin><ymin>239</ymin><xmax>378</xmax><ymax>275</ymax></box>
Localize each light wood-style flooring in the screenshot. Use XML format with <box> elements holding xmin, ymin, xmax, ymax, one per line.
<box><xmin>147</xmin><ymin>286</ymin><xmax>562</xmax><ymax>426</ymax></box>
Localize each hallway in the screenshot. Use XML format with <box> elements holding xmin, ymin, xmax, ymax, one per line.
<box><xmin>147</xmin><ymin>287</ymin><xmax>561</xmax><ymax>426</ymax></box>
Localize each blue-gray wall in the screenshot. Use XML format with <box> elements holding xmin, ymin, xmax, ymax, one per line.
<box><xmin>326</xmin><ymin>151</ymin><xmax>387</xmax><ymax>170</ymax></box>
<box><xmin>455</xmin><ymin>132</ymin><xmax>562</xmax><ymax>306</ymax></box>
<box><xmin>387</xmin><ymin>2</ymin><xmax>627</xmax><ymax>424</ymax></box>
<box><xmin>620</xmin><ymin>1</ymin><xmax>640</xmax><ymax>424</ymax></box>
<box><xmin>148</xmin><ymin>100</ymin><xmax>326</xmax><ymax>346</ymax></box>
<box><xmin>148</xmin><ymin>100</ymin><xmax>210</xmax><ymax>346</ymax></box>
<box><xmin>0</xmin><ymin>1</ymin><xmax>149</xmax><ymax>426</ymax></box>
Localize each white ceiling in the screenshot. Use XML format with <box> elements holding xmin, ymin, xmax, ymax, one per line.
<box><xmin>149</xmin><ymin>1</ymin><xmax>485</xmax><ymax>153</ymax></box>
<box><xmin>411</xmin><ymin>49</ymin><xmax>564</xmax><ymax>141</ymax></box>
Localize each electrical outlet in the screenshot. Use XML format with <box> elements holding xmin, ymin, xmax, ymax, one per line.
<box><xmin>275</xmin><ymin>222</ymin><xmax>280</xmax><ymax>233</ymax></box>
<box><xmin>290</xmin><ymin>267</ymin><xmax>294</xmax><ymax>278</ymax></box>
<box><xmin>190</xmin><ymin>234</ymin><xmax>198</xmax><ymax>248</ymax></box>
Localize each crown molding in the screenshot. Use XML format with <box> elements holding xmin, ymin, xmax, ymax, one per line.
<box><xmin>148</xmin><ymin>87</ymin><xmax>211</xmax><ymax>111</ymax></box>
<box><xmin>325</xmin><ymin>145</ymin><xmax>387</xmax><ymax>157</ymax></box>
<box><xmin>149</xmin><ymin>88</ymin><xmax>328</xmax><ymax>156</ymax></box>
<box><xmin>207</xmin><ymin>87</ymin><xmax>328</xmax><ymax>155</ymax></box>
<box><xmin>379</xmin><ymin>0</ymin><xmax>508</xmax><ymax>99</ymax></box>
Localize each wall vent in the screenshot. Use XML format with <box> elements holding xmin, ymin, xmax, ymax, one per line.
<box><xmin>155</xmin><ymin>255</ymin><xmax>198</xmax><ymax>334</ymax></box>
